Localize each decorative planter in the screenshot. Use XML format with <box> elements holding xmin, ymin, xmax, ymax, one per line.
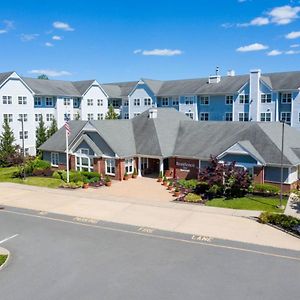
<box><xmin>105</xmin><ymin>181</ymin><xmax>112</xmax><ymax>187</ymax></box>
<box><xmin>167</xmin><ymin>185</ymin><xmax>173</xmax><ymax>190</ymax></box>
<box><xmin>132</xmin><ymin>174</ymin><xmax>137</xmax><ymax>179</ymax></box>
<box><xmin>174</xmin><ymin>191</ymin><xmax>180</xmax><ymax>197</ymax></box>
<box><xmin>83</xmin><ymin>183</ymin><xmax>89</xmax><ymax>189</ymax></box>
<box><xmin>158</xmin><ymin>178</ymin><xmax>163</xmax><ymax>182</ymax></box>
<box><xmin>163</xmin><ymin>181</ymin><xmax>168</xmax><ymax>187</ymax></box>
<box><xmin>124</xmin><ymin>176</ymin><xmax>129</xmax><ymax>181</ymax></box>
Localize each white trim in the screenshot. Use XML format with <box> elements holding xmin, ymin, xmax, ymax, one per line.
<box><xmin>105</xmin><ymin>158</ymin><xmax>116</xmax><ymax>176</ymax></box>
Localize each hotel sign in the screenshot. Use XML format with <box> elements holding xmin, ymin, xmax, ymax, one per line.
<box><xmin>176</xmin><ymin>161</ymin><xmax>197</xmax><ymax>171</ymax></box>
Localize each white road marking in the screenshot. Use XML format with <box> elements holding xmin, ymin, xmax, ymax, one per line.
<box><xmin>0</xmin><ymin>234</ymin><xmax>19</xmax><ymax>245</ymax></box>
<box><xmin>1</xmin><ymin>209</ymin><xmax>300</xmax><ymax>262</ymax></box>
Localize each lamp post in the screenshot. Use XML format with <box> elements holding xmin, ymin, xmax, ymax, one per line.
<box><xmin>279</xmin><ymin>120</ymin><xmax>285</xmax><ymax>209</ymax></box>
<box><xmin>18</xmin><ymin>116</ymin><xmax>26</xmax><ymax>180</ymax></box>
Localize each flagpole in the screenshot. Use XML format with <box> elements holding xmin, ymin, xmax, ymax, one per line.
<box><xmin>66</xmin><ymin>126</ymin><xmax>70</xmax><ymax>183</ymax></box>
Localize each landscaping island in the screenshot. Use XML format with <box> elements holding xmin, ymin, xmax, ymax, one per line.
<box><xmin>0</xmin><ymin>254</ymin><xmax>8</xmax><ymax>268</ymax></box>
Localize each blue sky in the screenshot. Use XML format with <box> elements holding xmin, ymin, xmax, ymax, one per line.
<box><xmin>0</xmin><ymin>0</ymin><xmax>300</xmax><ymax>82</ymax></box>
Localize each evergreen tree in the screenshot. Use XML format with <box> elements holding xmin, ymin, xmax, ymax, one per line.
<box><xmin>0</xmin><ymin>119</ymin><xmax>17</xmax><ymax>167</ymax></box>
<box><xmin>36</xmin><ymin>116</ymin><xmax>47</xmax><ymax>151</ymax></box>
<box><xmin>37</xmin><ymin>74</ymin><xmax>49</xmax><ymax>80</ymax></box>
<box><xmin>105</xmin><ymin>104</ymin><xmax>119</xmax><ymax>120</ymax></box>
<box><xmin>47</xmin><ymin>118</ymin><xmax>58</xmax><ymax>139</ymax></box>
<box><xmin>74</xmin><ymin>112</ymin><xmax>80</xmax><ymax>120</ymax></box>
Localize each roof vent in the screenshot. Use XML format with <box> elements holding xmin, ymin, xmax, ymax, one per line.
<box><xmin>148</xmin><ymin>108</ymin><xmax>158</xmax><ymax>119</ymax></box>
<box><xmin>227</xmin><ymin>70</ymin><xmax>235</xmax><ymax>77</ymax></box>
<box><xmin>208</xmin><ymin>75</ymin><xmax>221</xmax><ymax>84</ymax></box>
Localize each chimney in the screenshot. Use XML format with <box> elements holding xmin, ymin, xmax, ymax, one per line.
<box><xmin>208</xmin><ymin>75</ymin><xmax>221</xmax><ymax>84</ymax></box>
<box><xmin>249</xmin><ymin>69</ymin><xmax>261</xmax><ymax>122</ymax></box>
<box><xmin>148</xmin><ymin>108</ymin><xmax>158</xmax><ymax>119</ymax></box>
<box><xmin>227</xmin><ymin>70</ymin><xmax>235</xmax><ymax>77</ymax></box>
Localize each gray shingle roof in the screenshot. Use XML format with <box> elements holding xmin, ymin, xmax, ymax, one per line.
<box><xmin>22</xmin><ymin>77</ymin><xmax>83</xmax><ymax>97</ymax></box>
<box><xmin>72</xmin><ymin>80</ymin><xmax>95</xmax><ymax>95</ymax></box>
<box><xmin>40</xmin><ymin>108</ymin><xmax>300</xmax><ymax>166</ymax></box>
<box><xmin>262</xmin><ymin>71</ymin><xmax>300</xmax><ymax>90</ymax></box>
<box><xmin>102</xmin><ymin>81</ymin><xmax>138</xmax><ymax>98</ymax></box>
<box><xmin>0</xmin><ymin>71</ymin><xmax>14</xmax><ymax>86</ymax></box>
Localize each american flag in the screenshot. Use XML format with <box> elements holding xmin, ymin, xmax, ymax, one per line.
<box><xmin>64</xmin><ymin>114</ymin><xmax>71</xmax><ymax>136</ymax></box>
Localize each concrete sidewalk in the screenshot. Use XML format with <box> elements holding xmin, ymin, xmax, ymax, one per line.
<box><xmin>0</xmin><ymin>182</ymin><xmax>300</xmax><ymax>251</ymax></box>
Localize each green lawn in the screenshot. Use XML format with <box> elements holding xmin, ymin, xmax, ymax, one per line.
<box><xmin>0</xmin><ymin>167</ymin><xmax>63</xmax><ymax>189</ymax></box>
<box><xmin>0</xmin><ymin>255</ymin><xmax>8</xmax><ymax>267</ymax></box>
<box><xmin>205</xmin><ymin>195</ymin><xmax>287</xmax><ymax>213</ymax></box>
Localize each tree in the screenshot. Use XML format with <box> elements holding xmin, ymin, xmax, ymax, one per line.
<box><xmin>74</xmin><ymin>112</ymin><xmax>80</xmax><ymax>120</ymax></box>
<box><xmin>47</xmin><ymin>119</ymin><xmax>58</xmax><ymax>139</ymax></box>
<box><xmin>37</xmin><ymin>74</ymin><xmax>49</xmax><ymax>80</ymax></box>
<box><xmin>105</xmin><ymin>104</ymin><xmax>119</xmax><ymax>120</ymax></box>
<box><xmin>0</xmin><ymin>119</ymin><xmax>18</xmax><ymax>167</ymax></box>
<box><xmin>36</xmin><ymin>116</ymin><xmax>47</xmax><ymax>152</ymax></box>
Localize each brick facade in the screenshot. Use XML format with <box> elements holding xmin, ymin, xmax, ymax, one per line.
<box><xmin>169</xmin><ymin>157</ymin><xmax>199</xmax><ymax>180</ymax></box>
<box><xmin>253</xmin><ymin>166</ymin><xmax>264</xmax><ymax>184</ymax></box>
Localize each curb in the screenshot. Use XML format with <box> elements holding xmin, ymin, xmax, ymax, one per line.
<box><xmin>0</xmin><ymin>247</ymin><xmax>10</xmax><ymax>271</ymax></box>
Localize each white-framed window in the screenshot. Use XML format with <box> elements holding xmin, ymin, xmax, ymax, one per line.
<box><xmin>261</xmin><ymin>94</ymin><xmax>272</xmax><ymax>103</ymax></box>
<box><xmin>133</xmin><ymin>113</ymin><xmax>140</xmax><ymax>117</ymax></box>
<box><xmin>260</xmin><ymin>112</ymin><xmax>271</xmax><ymax>122</ymax></box>
<box><xmin>19</xmin><ymin>114</ymin><xmax>28</xmax><ymax>122</ymax></box>
<box><xmin>51</xmin><ymin>152</ymin><xmax>59</xmax><ymax>167</ymax></box>
<box><xmin>123</xmin><ymin>99</ymin><xmax>129</xmax><ymax>106</ymax></box>
<box><xmin>64</xmin><ymin>113</ymin><xmax>71</xmax><ymax>121</ymax></box>
<box><xmin>3</xmin><ymin>114</ymin><xmax>13</xmax><ymax>123</ymax></box>
<box><xmin>185</xmin><ymin>112</ymin><xmax>194</xmax><ymax>119</ymax></box>
<box><xmin>2</xmin><ymin>96</ymin><xmax>12</xmax><ymax>104</ymax></box>
<box><xmin>18</xmin><ymin>96</ymin><xmax>27</xmax><ymax>105</ymax></box>
<box><xmin>78</xmin><ymin>148</ymin><xmax>89</xmax><ymax>155</ymax></box>
<box><xmin>46</xmin><ymin>97</ymin><xmax>53</xmax><ymax>106</ymax></box>
<box><xmin>161</xmin><ymin>97</ymin><xmax>169</xmax><ymax>106</ymax></box>
<box><xmin>35</xmin><ymin>114</ymin><xmax>42</xmax><ymax>122</ymax></box>
<box><xmin>225</xmin><ymin>112</ymin><xmax>233</xmax><ymax>121</ymax></box>
<box><xmin>144</xmin><ymin>98</ymin><xmax>152</xmax><ymax>106</ymax></box>
<box><xmin>19</xmin><ymin>131</ymin><xmax>28</xmax><ymax>139</ymax></box>
<box><xmin>200</xmin><ymin>96</ymin><xmax>209</xmax><ymax>105</ymax></box>
<box><xmin>281</xmin><ymin>93</ymin><xmax>292</xmax><ymax>104</ymax></box>
<box><xmin>200</xmin><ymin>112</ymin><xmax>209</xmax><ymax>121</ymax></box>
<box><xmin>112</xmin><ymin>99</ymin><xmax>119</xmax><ymax>107</ymax></box>
<box><xmin>134</xmin><ymin>98</ymin><xmax>140</xmax><ymax>106</ymax></box>
<box><xmin>225</xmin><ymin>95</ymin><xmax>233</xmax><ymax>105</ymax></box>
<box><xmin>97</xmin><ymin>113</ymin><xmax>104</xmax><ymax>120</ymax></box>
<box><xmin>238</xmin><ymin>112</ymin><xmax>249</xmax><ymax>122</ymax></box>
<box><xmin>34</xmin><ymin>97</ymin><xmax>42</xmax><ymax>106</ymax></box>
<box><xmin>239</xmin><ymin>94</ymin><xmax>249</xmax><ymax>104</ymax></box>
<box><xmin>172</xmin><ymin>97</ymin><xmax>179</xmax><ymax>106</ymax></box>
<box><xmin>46</xmin><ymin>114</ymin><xmax>54</xmax><ymax>122</ymax></box>
<box><xmin>125</xmin><ymin>158</ymin><xmax>134</xmax><ymax>174</ymax></box>
<box><xmin>280</xmin><ymin>112</ymin><xmax>291</xmax><ymax>124</ymax></box>
<box><xmin>97</xmin><ymin>99</ymin><xmax>103</xmax><ymax>106</ymax></box>
<box><xmin>87</xmin><ymin>113</ymin><xmax>94</xmax><ymax>120</ymax></box>
<box><xmin>105</xmin><ymin>158</ymin><xmax>115</xmax><ymax>175</ymax></box>
<box><xmin>76</xmin><ymin>155</ymin><xmax>93</xmax><ymax>172</ymax></box>
<box><xmin>124</xmin><ymin>113</ymin><xmax>129</xmax><ymax>119</ymax></box>
<box><xmin>185</xmin><ymin>96</ymin><xmax>194</xmax><ymax>105</ymax></box>
<box><xmin>87</xmin><ymin>99</ymin><xmax>93</xmax><ymax>106</ymax></box>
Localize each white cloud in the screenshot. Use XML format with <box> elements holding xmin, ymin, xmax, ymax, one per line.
<box><xmin>45</xmin><ymin>42</ymin><xmax>54</xmax><ymax>47</ymax></box>
<box><xmin>285</xmin><ymin>50</ymin><xmax>300</xmax><ymax>54</ymax></box>
<box><xmin>52</xmin><ymin>35</ymin><xmax>62</xmax><ymax>40</ymax></box>
<box><xmin>249</xmin><ymin>17</ymin><xmax>270</xmax><ymax>26</ymax></box>
<box><xmin>134</xmin><ymin>48</ymin><xmax>183</xmax><ymax>56</ymax></box>
<box><xmin>268</xmin><ymin>5</ymin><xmax>300</xmax><ymax>25</ymax></box>
<box><xmin>0</xmin><ymin>20</ymin><xmax>14</xmax><ymax>34</ymax></box>
<box><xmin>236</xmin><ymin>43</ymin><xmax>268</xmax><ymax>52</ymax></box>
<box><xmin>267</xmin><ymin>49</ymin><xmax>282</xmax><ymax>56</ymax></box>
<box><xmin>20</xmin><ymin>33</ymin><xmax>39</xmax><ymax>42</ymax></box>
<box><xmin>53</xmin><ymin>21</ymin><xmax>74</xmax><ymax>31</ymax></box>
<box><xmin>286</xmin><ymin>31</ymin><xmax>300</xmax><ymax>39</ymax></box>
<box><xmin>290</xmin><ymin>44</ymin><xmax>300</xmax><ymax>48</ymax></box>
<box><xmin>29</xmin><ymin>69</ymin><xmax>72</xmax><ymax>77</ymax></box>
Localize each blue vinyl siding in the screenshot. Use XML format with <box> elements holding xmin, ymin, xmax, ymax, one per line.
<box><xmin>34</xmin><ymin>96</ymin><xmax>57</xmax><ymax>108</ymax></box>
<box><xmin>43</xmin><ymin>151</ymin><xmax>66</xmax><ymax>165</ymax></box>
<box><xmin>221</xmin><ymin>154</ymin><xmax>257</xmax><ymax>164</ymax></box>
<box><xmin>264</xmin><ymin>166</ymin><xmax>288</xmax><ymax>183</ymax></box>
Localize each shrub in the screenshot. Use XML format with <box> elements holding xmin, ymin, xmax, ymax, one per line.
<box><xmin>52</xmin><ymin>171</ymin><xmax>61</xmax><ymax>180</ymax></box>
<box><xmin>208</xmin><ymin>184</ymin><xmax>222</xmax><ymax>197</ymax></box>
<box><xmin>177</xmin><ymin>179</ymin><xmax>198</xmax><ymax>189</ymax></box>
<box><xmin>105</xmin><ymin>175</ymin><xmax>111</xmax><ymax>183</ymax></box>
<box><xmin>33</xmin><ymin>159</ymin><xmax>51</xmax><ymax>170</ymax></box>
<box><xmin>254</xmin><ymin>183</ymin><xmax>280</xmax><ymax>195</ymax></box>
<box><xmin>69</xmin><ymin>171</ymin><xmax>84</xmax><ymax>183</ymax></box>
<box><xmin>60</xmin><ymin>182</ymin><xmax>83</xmax><ymax>189</ymax></box>
<box><xmin>259</xmin><ymin>212</ymin><xmax>300</xmax><ymax>235</ymax></box>
<box><xmin>185</xmin><ymin>193</ymin><xmax>202</xmax><ymax>203</ymax></box>
<box><xmin>89</xmin><ymin>177</ymin><xmax>99</xmax><ymax>183</ymax></box>
<box><xmin>194</xmin><ymin>182</ymin><xmax>209</xmax><ymax>194</ymax></box>
<box><xmin>80</xmin><ymin>171</ymin><xmax>101</xmax><ymax>180</ymax></box>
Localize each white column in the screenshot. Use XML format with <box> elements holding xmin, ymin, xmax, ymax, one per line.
<box><xmin>159</xmin><ymin>158</ymin><xmax>164</xmax><ymax>175</ymax></box>
<box><xmin>138</xmin><ymin>157</ymin><xmax>142</xmax><ymax>177</ymax></box>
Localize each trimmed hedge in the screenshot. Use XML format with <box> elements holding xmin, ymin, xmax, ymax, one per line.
<box><xmin>253</xmin><ymin>183</ymin><xmax>280</xmax><ymax>194</ymax></box>
<box><xmin>259</xmin><ymin>212</ymin><xmax>300</xmax><ymax>235</ymax></box>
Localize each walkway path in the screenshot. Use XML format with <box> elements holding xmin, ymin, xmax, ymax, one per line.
<box><xmin>0</xmin><ymin>181</ymin><xmax>299</xmax><ymax>250</ymax></box>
